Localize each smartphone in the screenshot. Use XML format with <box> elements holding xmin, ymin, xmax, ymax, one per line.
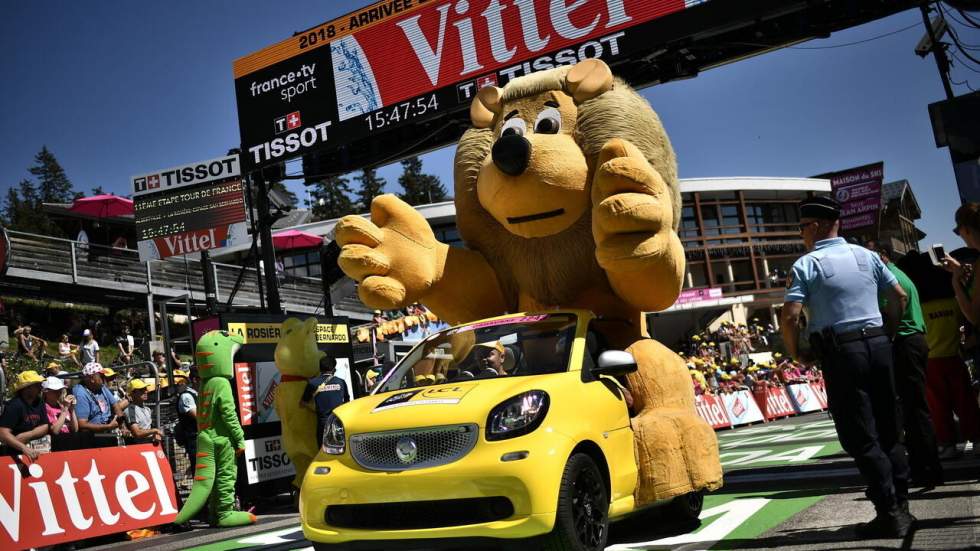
<box><xmin>927</xmin><ymin>243</ymin><xmax>945</xmax><ymax>266</ymax></box>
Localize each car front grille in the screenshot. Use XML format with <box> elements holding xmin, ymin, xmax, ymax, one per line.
<box><xmin>349</xmin><ymin>423</ymin><xmax>478</xmax><ymax>471</ymax></box>
<box><xmin>326</xmin><ymin>497</ymin><xmax>514</xmax><ymax>530</ymax></box>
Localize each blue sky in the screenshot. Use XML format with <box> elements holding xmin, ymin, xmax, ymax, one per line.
<box><xmin>1</xmin><ymin>2</ymin><xmax>977</xmax><ymax>250</ymax></box>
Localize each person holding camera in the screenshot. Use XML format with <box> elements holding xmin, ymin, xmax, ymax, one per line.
<box><xmin>73</xmin><ymin>362</ymin><xmax>129</xmax><ymax>438</ymax></box>
<box><xmin>781</xmin><ymin>196</ymin><xmax>913</xmax><ymax>539</ymax></box>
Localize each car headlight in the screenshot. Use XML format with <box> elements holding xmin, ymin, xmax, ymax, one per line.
<box><xmin>486</xmin><ymin>390</ymin><xmax>549</xmax><ymax>441</ymax></box>
<box><xmin>321</xmin><ymin>414</ymin><xmax>346</xmax><ymax>455</ymax></box>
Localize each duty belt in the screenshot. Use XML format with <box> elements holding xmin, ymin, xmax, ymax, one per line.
<box><xmin>833</xmin><ymin>326</ymin><xmax>886</xmax><ymax>344</ymax></box>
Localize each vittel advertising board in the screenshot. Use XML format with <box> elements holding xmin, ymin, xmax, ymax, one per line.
<box><xmin>233</xmin><ymin>0</ymin><xmax>712</xmax><ymax>169</ymax></box>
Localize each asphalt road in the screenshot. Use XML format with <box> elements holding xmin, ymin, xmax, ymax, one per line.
<box><xmin>93</xmin><ymin>413</ymin><xmax>980</xmax><ymax>551</ymax></box>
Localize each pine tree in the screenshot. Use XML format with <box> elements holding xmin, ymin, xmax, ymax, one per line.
<box><xmin>2</xmin><ymin>179</ymin><xmax>49</xmax><ymax>234</ymax></box>
<box><xmin>398</xmin><ymin>156</ymin><xmax>447</xmax><ymax>206</ymax></box>
<box><xmin>354</xmin><ymin>168</ymin><xmax>386</xmax><ymax>213</ymax></box>
<box><xmin>307</xmin><ymin>174</ymin><xmax>355</xmax><ymax>220</ymax></box>
<box><xmin>30</xmin><ymin>146</ymin><xmax>74</xmax><ymax>204</ymax></box>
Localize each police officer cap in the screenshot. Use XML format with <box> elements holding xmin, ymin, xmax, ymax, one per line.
<box><xmin>799</xmin><ymin>196</ymin><xmax>841</xmax><ymax>220</ymax></box>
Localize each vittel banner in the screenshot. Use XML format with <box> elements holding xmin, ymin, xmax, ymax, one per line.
<box><xmin>233</xmin><ymin>0</ymin><xmax>708</xmax><ymax>169</ymax></box>
<box><xmin>0</xmin><ymin>445</ymin><xmax>178</xmax><ymax>549</ymax></box>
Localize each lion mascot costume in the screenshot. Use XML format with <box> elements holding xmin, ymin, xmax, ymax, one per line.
<box><xmin>335</xmin><ymin>59</ymin><xmax>722</xmax><ymax>505</ymax></box>
<box><xmin>274</xmin><ymin>317</ymin><xmax>325</xmax><ymax>489</ymax></box>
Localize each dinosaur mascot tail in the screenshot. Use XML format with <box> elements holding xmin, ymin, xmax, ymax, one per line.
<box><xmin>174</xmin><ymin>330</ymin><xmax>256</xmax><ymax>527</ymax></box>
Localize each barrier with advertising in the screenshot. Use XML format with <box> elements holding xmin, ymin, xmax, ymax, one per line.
<box><xmin>132</xmin><ymin>155</ymin><xmax>249</xmax><ymax>261</ymax></box>
<box><xmin>0</xmin><ymin>445</ymin><xmax>178</xmax><ymax>550</ymax></box>
<box><xmin>786</xmin><ymin>383</ymin><xmax>822</xmax><ymax>414</ymax></box>
<box><xmin>762</xmin><ymin>386</ymin><xmax>796</xmax><ymax>420</ymax></box>
<box><xmin>232</xmin><ymin>0</ymin><xmax>711</xmax><ymax>169</ymax></box>
<box><xmin>810</xmin><ymin>381</ymin><xmax>828</xmax><ymax>410</ymax></box>
<box><xmin>694</xmin><ymin>394</ymin><xmax>731</xmax><ymax>430</ymax></box>
<box><xmin>721</xmin><ymin>390</ymin><xmax>765</xmax><ymax>427</ymax></box>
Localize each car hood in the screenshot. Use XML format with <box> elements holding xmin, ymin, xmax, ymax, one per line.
<box><xmin>335</xmin><ymin>376</ymin><xmax>560</xmax><ymax>434</ymax></box>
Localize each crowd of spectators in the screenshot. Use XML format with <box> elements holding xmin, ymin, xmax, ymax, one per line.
<box><xmin>677</xmin><ymin>319</ymin><xmax>822</xmax><ymax>397</ymax></box>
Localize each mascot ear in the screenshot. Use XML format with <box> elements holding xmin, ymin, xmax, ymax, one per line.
<box><xmin>303</xmin><ymin>317</ymin><xmax>318</xmax><ymax>335</ymax></box>
<box><xmin>564</xmin><ymin>59</ymin><xmax>613</xmax><ymax>103</ymax></box>
<box><xmin>470</xmin><ymin>85</ymin><xmax>503</xmax><ymax>129</ymax></box>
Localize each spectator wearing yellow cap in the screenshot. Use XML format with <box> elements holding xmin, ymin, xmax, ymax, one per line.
<box><xmin>0</xmin><ymin>370</ymin><xmax>49</xmax><ymax>459</ymax></box>
<box><xmin>124</xmin><ymin>379</ymin><xmax>162</xmax><ymax>444</ymax></box>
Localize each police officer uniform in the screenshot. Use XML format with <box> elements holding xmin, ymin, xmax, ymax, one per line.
<box><xmin>784</xmin><ymin>196</ymin><xmax>912</xmax><ymax>536</ymax></box>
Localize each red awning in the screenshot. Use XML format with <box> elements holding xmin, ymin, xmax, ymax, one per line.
<box><xmin>68</xmin><ymin>194</ymin><xmax>134</xmax><ymax>218</ymax></box>
<box><xmin>272</xmin><ymin>229</ymin><xmax>322</xmax><ymax>251</ymax></box>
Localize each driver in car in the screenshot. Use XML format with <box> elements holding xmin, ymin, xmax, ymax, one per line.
<box><xmin>474</xmin><ymin>341</ymin><xmax>508</xmax><ymax>377</ymax></box>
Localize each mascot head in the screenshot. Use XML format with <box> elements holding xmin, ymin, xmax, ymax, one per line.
<box><xmin>274</xmin><ymin>317</ymin><xmax>325</xmax><ymax>378</ymax></box>
<box><xmin>454</xmin><ymin>59</ymin><xmax>680</xmax><ymax>306</ymax></box>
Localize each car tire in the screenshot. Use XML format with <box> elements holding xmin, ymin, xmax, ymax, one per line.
<box><xmin>539</xmin><ymin>453</ymin><xmax>609</xmax><ymax>551</ymax></box>
<box><xmin>668</xmin><ymin>490</ymin><xmax>704</xmax><ymax>521</ymax></box>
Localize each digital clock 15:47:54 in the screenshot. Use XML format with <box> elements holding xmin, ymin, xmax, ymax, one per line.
<box><xmin>364</xmin><ymin>94</ymin><xmax>439</xmax><ymax>132</ymax></box>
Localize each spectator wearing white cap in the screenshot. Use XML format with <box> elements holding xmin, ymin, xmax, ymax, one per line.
<box><xmin>73</xmin><ymin>362</ymin><xmax>128</xmax><ymax>434</ymax></box>
<box><xmin>0</xmin><ymin>370</ymin><xmax>49</xmax><ymax>459</ymax></box>
<box><xmin>42</xmin><ymin>376</ymin><xmax>78</xmax><ymax>436</ymax></box>
<box><xmin>79</xmin><ymin>329</ymin><xmax>99</xmax><ymax>365</ymax></box>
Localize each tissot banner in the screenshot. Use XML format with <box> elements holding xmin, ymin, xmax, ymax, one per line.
<box><xmin>0</xmin><ymin>445</ymin><xmax>177</xmax><ymax>550</ymax></box>
<box><xmin>233</xmin><ymin>0</ymin><xmax>710</xmax><ymax>169</ymax></box>
<box><xmin>132</xmin><ymin>155</ymin><xmax>249</xmax><ymax>261</ymax></box>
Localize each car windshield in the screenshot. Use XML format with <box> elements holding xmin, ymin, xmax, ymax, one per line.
<box><xmin>374</xmin><ymin>314</ymin><xmax>578</xmax><ymax>394</ymax></box>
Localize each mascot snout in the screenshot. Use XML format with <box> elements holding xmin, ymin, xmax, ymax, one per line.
<box><xmin>491</xmin><ymin>133</ymin><xmax>532</xmax><ymax>176</ymax></box>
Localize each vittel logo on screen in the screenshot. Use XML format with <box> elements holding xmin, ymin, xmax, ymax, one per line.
<box><xmin>396</xmin><ymin>0</ymin><xmax>633</xmax><ymax>87</ymax></box>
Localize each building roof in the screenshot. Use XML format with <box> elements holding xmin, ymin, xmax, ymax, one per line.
<box><xmin>679</xmin><ymin>177</ymin><xmax>831</xmax><ymax>198</ymax></box>
<box><xmin>881</xmin><ymin>179</ymin><xmax>921</xmax><ymax>218</ymax></box>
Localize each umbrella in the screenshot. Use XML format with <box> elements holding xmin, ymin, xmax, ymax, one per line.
<box><xmin>272</xmin><ymin>229</ymin><xmax>322</xmax><ymax>251</ymax></box>
<box><xmin>68</xmin><ymin>194</ymin><xmax>134</xmax><ymax>218</ymax></box>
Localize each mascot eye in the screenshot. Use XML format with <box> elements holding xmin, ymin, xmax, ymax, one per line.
<box><xmin>534</xmin><ymin>108</ymin><xmax>562</xmax><ymax>134</ymax></box>
<box><xmin>500</xmin><ymin>117</ymin><xmax>526</xmax><ymax>137</ymax></box>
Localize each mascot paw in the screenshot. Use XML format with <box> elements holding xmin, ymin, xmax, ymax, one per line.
<box><xmin>336</xmin><ymin>194</ymin><xmax>448</xmax><ymax>309</ymax></box>
<box><xmin>591</xmin><ymin>138</ymin><xmax>672</xmax><ymax>267</ymax></box>
<box><xmin>591</xmin><ymin>138</ymin><xmax>684</xmax><ymax>311</ymax></box>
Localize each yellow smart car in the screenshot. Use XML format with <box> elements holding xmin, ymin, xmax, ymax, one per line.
<box><xmin>300</xmin><ymin>310</ymin><xmax>703</xmax><ymax>550</ymax></box>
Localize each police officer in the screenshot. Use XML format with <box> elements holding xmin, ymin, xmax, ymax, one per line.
<box><xmin>301</xmin><ymin>357</ymin><xmax>349</xmax><ymax>445</ymax></box>
<box><xmin>781</xmin><ymin>196</ymin><xmax>914</xmax><ymax>538</ymax></box>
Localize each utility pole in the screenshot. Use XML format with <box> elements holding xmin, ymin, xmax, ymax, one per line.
<box><xmin>252</xmin><ymin>170</ymin><xmax>283</xmax><ymax>314</ymax></box>
<box><xmin>201</xmin><ymin>249</ymin><xmax>218</xmax><ymax>315</ymax></box>
<box><xmin>921</xmin><ymin>5</ymin><xmax>954</xmax><ymax>100</ymax></box>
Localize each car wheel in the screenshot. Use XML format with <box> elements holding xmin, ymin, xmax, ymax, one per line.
<box><xmin>540</xmin><ymin>453</ymin><xmax>609</xmax><ymax>551</ymax></box>
<box><xmin>668</xmin><ymin>490</ymin><xmax>704</xmax><ymax>521</ymax></box>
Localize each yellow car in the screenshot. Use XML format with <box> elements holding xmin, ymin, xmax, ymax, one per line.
<box><xmin>300</xmin><ymin>310</ymin><xmax>704</xmax><ymax>550</ymax></box>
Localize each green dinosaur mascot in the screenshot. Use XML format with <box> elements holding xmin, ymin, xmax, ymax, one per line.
<box><xmin>174</xmin><ymin>330</ymin><xmax>256</xmax><ymax>527</ymax></box>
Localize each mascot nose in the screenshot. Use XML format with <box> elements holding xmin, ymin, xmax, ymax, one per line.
<box><xmin>492</xmin><ymin>134</ymin><xmax>532</xmax><ymax>176</ymax></box>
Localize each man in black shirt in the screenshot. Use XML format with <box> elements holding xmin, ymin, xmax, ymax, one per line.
<box><xmin>301</xmin><ymin>357</ymin><xmax>349</xmax><ymax>445</ymax></box>
<box><xmin>0</xmin><ymin>370</ymin><xmax>49</xmax><ymax>459</ymax></box>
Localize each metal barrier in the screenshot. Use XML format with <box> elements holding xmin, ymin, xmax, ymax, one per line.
<box><xmin>4</xmin><ymin>229</ymin><xmax>325</xmax><ymax>313</ymax></box>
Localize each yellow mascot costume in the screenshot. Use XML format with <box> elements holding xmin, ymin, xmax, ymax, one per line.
<box><xmin>273</xmin><ymin>317</ymin><xmax>325</xmax><ymax>489</ymax></box>
<box><xmin>336</xmin><ymin>59</ymin><xmax>722</xmax><ymax>505</ymax></box>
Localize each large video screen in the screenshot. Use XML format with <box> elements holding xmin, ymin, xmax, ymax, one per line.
<box><xmin>233</xmin><ymin>0</ymin><xmax>707</xmax><ymax>170</ymax></box>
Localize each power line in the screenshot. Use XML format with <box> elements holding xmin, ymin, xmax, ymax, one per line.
<box><xmin>787</xmin><ymin>22</ymin><xmax>921</xmax><ymax>49</ymax></box>
<box><xmin>951</xmin><ymin>50</ymin><xmax>980</xmax><ymax>73</ymax></box>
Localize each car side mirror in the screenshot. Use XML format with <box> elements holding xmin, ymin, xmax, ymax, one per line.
<box><xmin>593</xmin><ymin>351</ymin><xmax>637</xmax><ymax>377</ymax></box>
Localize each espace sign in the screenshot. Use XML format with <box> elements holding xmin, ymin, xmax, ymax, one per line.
<box><xmin>233</xmin><ymin>0</ymin><xmax>711</xmax><ymax>168</ymax></box>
